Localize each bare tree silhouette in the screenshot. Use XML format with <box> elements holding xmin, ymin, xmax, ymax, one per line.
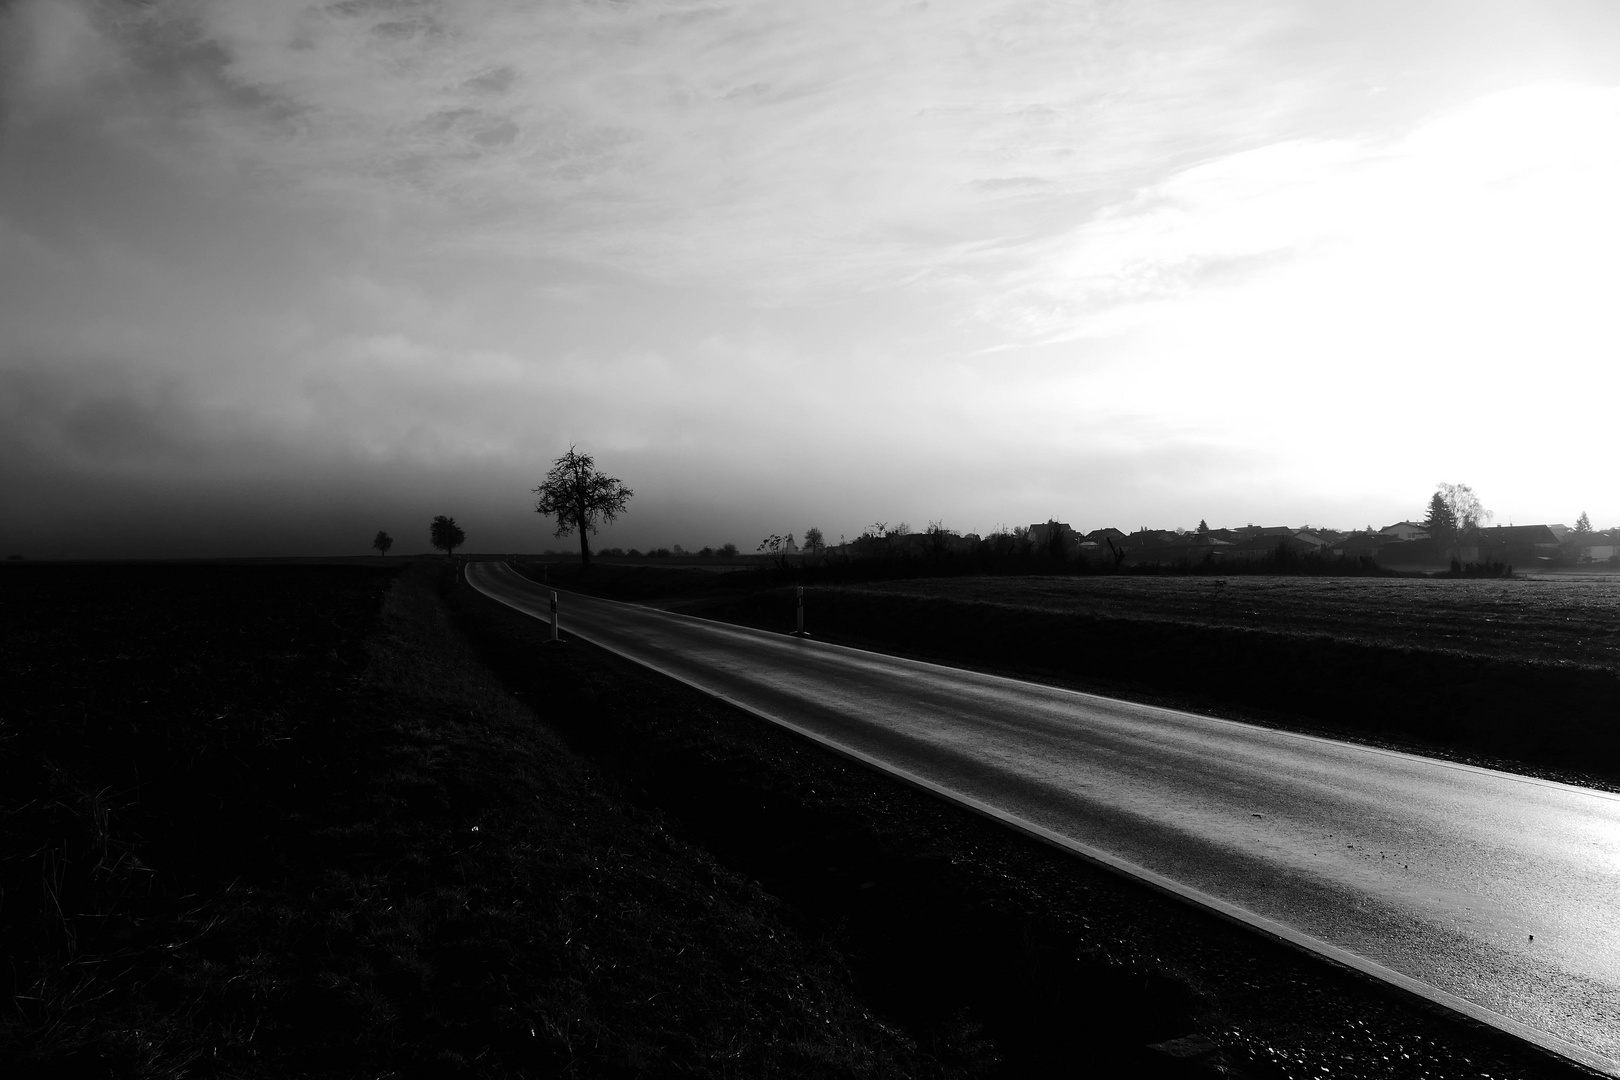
<box><xmin>533</xmin><ymin>446</ymin><xmax>634</xmax><ymax>569</ymax></box>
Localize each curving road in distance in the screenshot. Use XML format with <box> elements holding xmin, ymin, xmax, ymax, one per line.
<box><xmin>467</xmin><ymin>562</ymin><xmax>1620</xmax><ymax>1075</ymax></box>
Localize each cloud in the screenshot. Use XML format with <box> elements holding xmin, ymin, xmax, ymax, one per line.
<box><xmin>970</xmin><ymin>83</ymin><xmax>1620</xmax><ymax>343</ymax></box>
<box><xmin>6</xmin><ymin>0</ymin><xmax>1330</xmax><ymax>296</ymax></box>
<box><xmin>13</xmin><ymin>4</ymin><xmax>1617</xmax><ymax>332</ymax></box>
<box><xmin>0</xmin><ymin>362</ymin><xmax>276</xmax><ymax>474</ymax></box>
<box><xmin>0</xmin><ymin>0</ymin><xmax>129</xmax><ymax>122</ymax></box>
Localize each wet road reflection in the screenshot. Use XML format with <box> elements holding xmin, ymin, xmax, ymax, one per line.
<box><xmin>468</xmin><ymin>563</ymin><xmax>1620</xmax><ymax>1075</ymax></box>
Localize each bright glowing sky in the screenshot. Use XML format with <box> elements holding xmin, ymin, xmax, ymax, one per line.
<box><xmin>4</xmin><ymin>0</ymin><xmax>1618</xmax><ymax>557</ymax></box>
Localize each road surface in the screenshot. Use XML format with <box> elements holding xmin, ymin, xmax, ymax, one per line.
<box><xmin>467</xmin><ymin>562</ymin><xmax>1620</xmax><ymax>1074</ymax></box>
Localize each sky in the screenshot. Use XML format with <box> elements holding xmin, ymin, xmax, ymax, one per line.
<box><xmin>3</xmin><ymin>0</ymin><xmax>1619</xmax><ymax>558</ymax></box>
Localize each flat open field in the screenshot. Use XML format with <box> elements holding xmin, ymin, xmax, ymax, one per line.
<box><xmin>842</xmin><ymin>574</ymin><xmax>1620</xmax><ymax>671</ymax></box>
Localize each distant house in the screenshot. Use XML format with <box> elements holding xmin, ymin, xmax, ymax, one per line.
<box><xmin>1185</xmin><ymin>533</ymin><xmax>1234</xmax><ymax>549</ymax></box>
<box><xmin>1082</xmin><ymin>528</ymin><xmax>1129</xmax><ymax>558</ymax></box>
<box><xmin>1027</xmin><ymin>521</ymin><xmax>1081</xmax><ymax>554</ymax></box>
<box><xmin>1117</xmin><ymin>533</ymin><xmax>1235</xmax><ymax>566</ymax></box>
<box><xmin>1333</xmin><ymin>532</ymin><xmax>1385</xmax><ymax>559</ymax></box>
<box><xmin>1125</xmin><ymin>529</ymin><xmax>1179</xmax><ymax>549</ymax></box>
<box><xmin>1224</xmin><ymin>529</ymin><xmax>1329</xmax><ymax>562</ymax></box>
<box><xmin>1573</xmin><ymin>530</ymin><xmax>1620</xmax><ymax>563</ymax></box>
<box><xmin>1480</xmin><ymin>524</ymin><xmax>1560</xmax><ymax>548</ymax></box>
<box><xmin>1222</xmin><ymin>526</ymin><xmax>1323</xmax><ymax>548</ymax></box>
<box><xmin>1478</xmin><ymin>524</ymin><xmax>1561</xmax><ymax>563</ymax></box>
<box><xmin>1379</xmin><ymin>521</ymin><xmax>1429</xmax><ymax>542</ymax></box>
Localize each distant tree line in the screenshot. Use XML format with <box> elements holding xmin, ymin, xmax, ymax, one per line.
<box><xmin>376</xmin><ymin>461</ymin><xmax>1611</xmax><ymax>579</ymax></box>
<box><xmin>594</xmin><ymin>543</ymin><xmax>742</xmax><ymax>559</ymax></box>
<box><xmin>744</xmin><ymin>522</ymin><xmax>1393</xmax><ymax>583</ymax></box>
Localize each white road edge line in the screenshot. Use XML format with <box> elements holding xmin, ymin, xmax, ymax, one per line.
<box><xmin>467</xmin><ymin>564</ymin><xmax>1614</xmax><ymax>1078</ymax></box>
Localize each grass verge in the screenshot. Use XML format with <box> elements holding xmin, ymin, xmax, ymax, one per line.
<box><xmin>1</xmin><ymin>562</ymin><xmax>934</xmax><ymax>1078</ymax></box>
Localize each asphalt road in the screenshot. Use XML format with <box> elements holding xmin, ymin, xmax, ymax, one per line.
<box><xmin>467</xmin><ymin>562</ymin><xmax>1620</xmax><ymax>1075</ymax></box>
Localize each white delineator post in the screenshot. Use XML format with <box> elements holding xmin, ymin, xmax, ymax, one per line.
<box><xmin>795</xmin><ymin>586</ymin><xmax>805</xmax><ymax>636</ymax></box>
<box><xmin>550</xmin><ymin>590</ymin><xmax>559</xmax><ymax>642</ymax></box>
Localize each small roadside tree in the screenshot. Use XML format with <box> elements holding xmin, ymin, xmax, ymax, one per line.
<box><xmin>758</xmin><ymin>534</ymin><xmax>792</xmax><ymax>571</ymax></box>
<box><xmin>429</xmin><ymin>516</ymin><xmax>465</xmax><ymax>558</ymax></box>
<box><xmin>533</xmin><ymin>446</ymin><xmax>633</xmax><ymax>569</ymax></box>
<box><xmin>803</xmin><ymin>526</ymin><xmax>826</xmax><ymax>558</ymax></box>
<box><xmin>372</xmin><ymin>530</ymin><xmax>394</xmax><ymax>556</ymax></box>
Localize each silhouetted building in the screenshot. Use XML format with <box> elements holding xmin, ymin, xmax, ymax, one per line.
<box><xmin>1027</xmin><ymin>521</ymin><xmax>1081</xmax><ymax>554</ymax></box>
<box><xmin>1473</xmin><ymin>524</ymin><xmax>1559</xmax><ymax>564</ymax></box>
<box><xmin>1378</xmin><ymin>521</ymin><xmax>1429</xmax><ymax>541</ymax></box>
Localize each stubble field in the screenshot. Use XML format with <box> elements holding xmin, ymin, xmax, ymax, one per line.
<box><xmin>845</xmin><ymin>573</ymin><xmax>1620</xmax><ymax>671</ymax></box>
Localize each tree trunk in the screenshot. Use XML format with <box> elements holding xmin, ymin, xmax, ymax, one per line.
<box><xmin>578</xmin><ymin>530</ymin><xmax>591</xmax><ymax>569</ymax></box>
